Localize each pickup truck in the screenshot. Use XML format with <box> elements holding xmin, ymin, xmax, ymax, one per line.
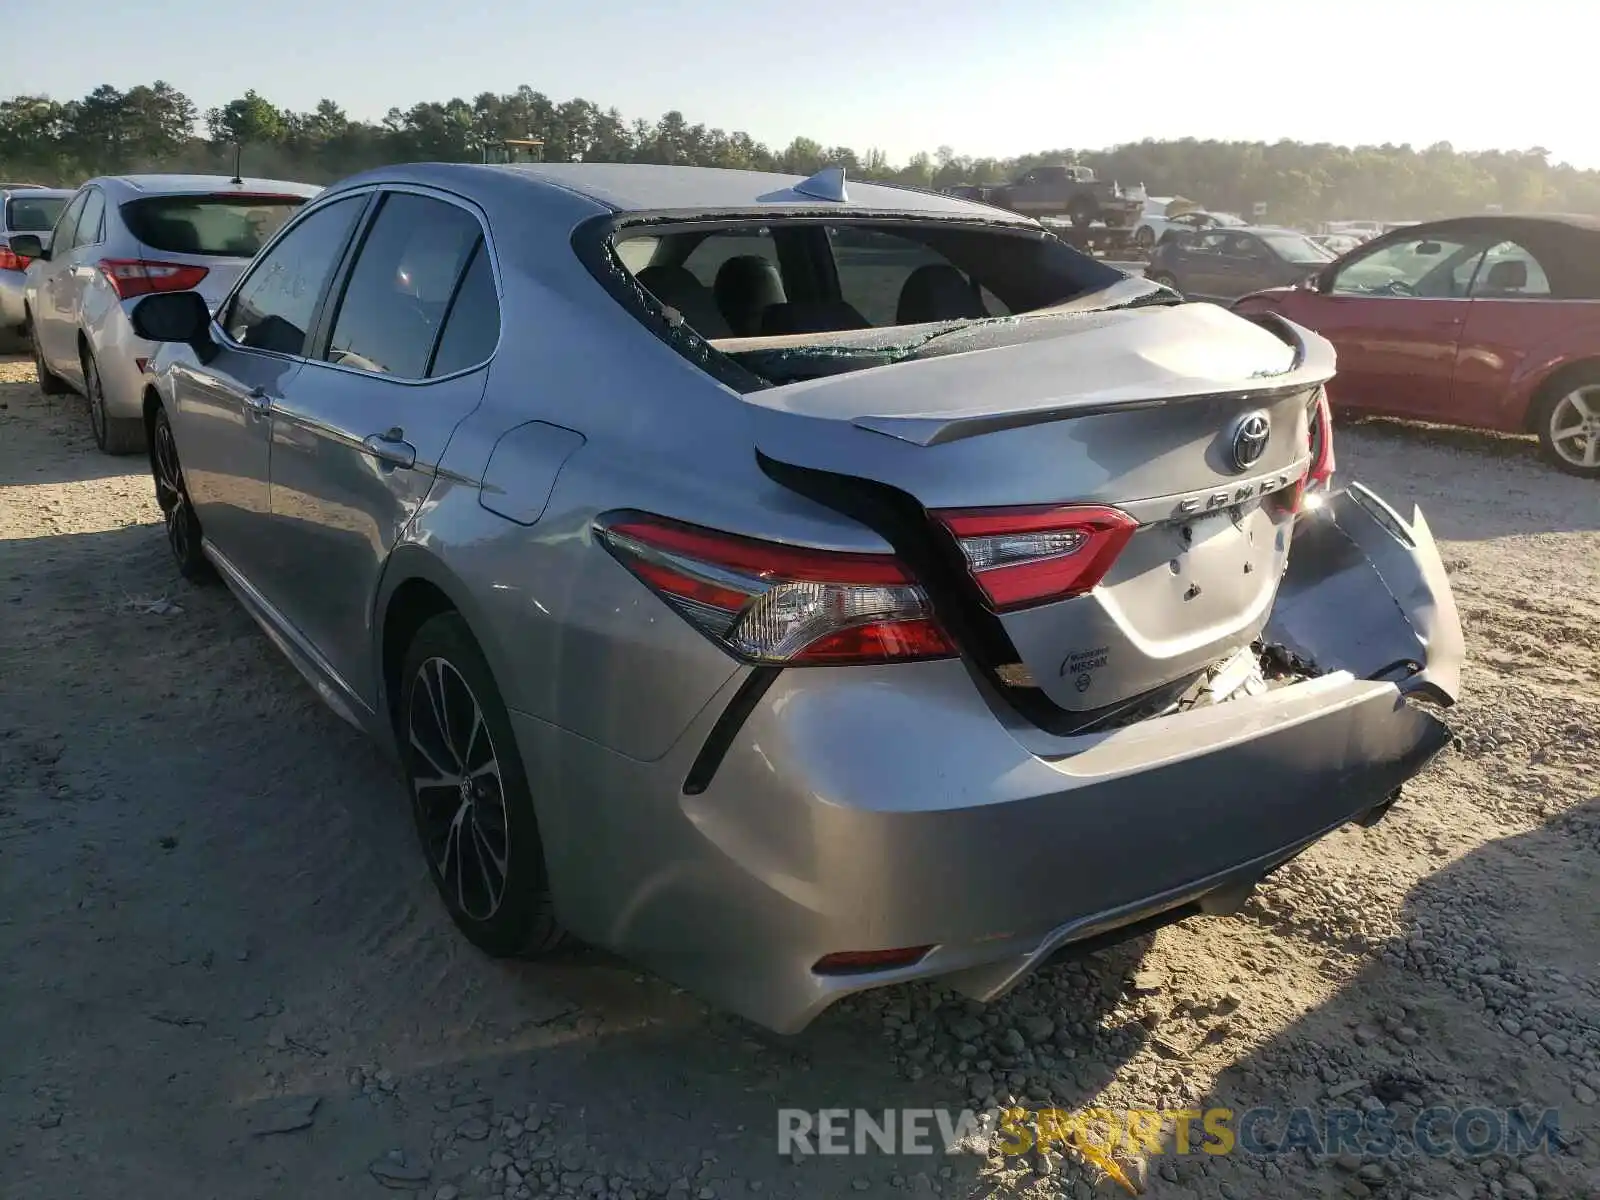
<box><xmin>982</xmin><ymin>165</ymin><xmax>1145</xmax><ymax>227</ymax></box>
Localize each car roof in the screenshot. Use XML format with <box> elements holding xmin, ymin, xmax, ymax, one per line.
<box><xmin>324</xmin><ymin>161</ymin><xmax>1034</xmax><ymax>222</ymax></box>
<box><xmin>89</xmin><ymin>174</ymin><xmax>323</xmax><ymax>199</ymax></box>
<box><xmin>1394</xmin><ymin>212</ymin><xmax>1600</xmax><ymax>236</ymax></box>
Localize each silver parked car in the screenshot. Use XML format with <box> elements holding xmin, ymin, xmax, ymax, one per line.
<box><xmin>131</xmin><ymin>163</ymin><xmax>1463</xmax><ymax>1034</ymax></box>
<box><xmin>11</xmin><ymin>174</ymin><xmax>320</xmax><ymax>454</ymax></box>
<box><xmin>0</xmin><ymin>187</ymin><xmax>71</xmax><ymax>345</ymax></box>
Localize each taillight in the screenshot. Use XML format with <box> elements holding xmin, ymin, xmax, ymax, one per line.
<box><xmin>97</xmin><ymin>259</ymin><xmax>209</xmax><ymax>301</ymax></box>
<box><xmin>933</xmin><ymin>505</ymin><xmax>1138</xmax><ymax>613</ymax></box>
<box><xmin>1307</xmin><ymin>387</ymin><xmax>1335</xmax><ymax>491</ymax></box>
<box><xmin>0</xmin><ymin>244</ymin><xmax>30</xmax><ymax>271</ymax></box>
<box><xmin>595</xmin><ymin>513</ymin><xmax>956</xmax><ymax>666</ymax></box>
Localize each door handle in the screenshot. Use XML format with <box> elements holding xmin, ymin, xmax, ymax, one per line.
<box><xmin>362</xmin><ymin>430</ymin><xmax>417</xmax><ymax>470</ymax></box>
<box><xmin>243</xmin><ymin>387</ymin><xmax>270</xmax><ymax>416</ymax></box>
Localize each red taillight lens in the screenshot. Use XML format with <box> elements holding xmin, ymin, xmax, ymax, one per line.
<box><xmin>1307</xmin><ymin>387</ymin><xmax>1335</xmax><ymax>491</ymax></box>
<box><xmin>0</xmin><ymin>245</ymin><xmax>30</xmax><ymax>271</ymax></box>
<box><xmin>933</xmin><ymin>504</ymin><xmax>1138</xmax><ymax>612</ymax></box>
<box><xmin>595</xmin><ymin>513</ymin><xmax>957</xmax><ymax>667</ymax></box>
<box><xmin>97</xmin><ymin>258</ymin><xmax>209</xmax><ymax>301</ymax></box>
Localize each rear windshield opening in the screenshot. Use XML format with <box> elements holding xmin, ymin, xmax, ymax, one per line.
<box><xmin>120</xmin><ymin>194</ymin><xmax>307</xmax><ymax>258</ymax></box>
<box><xmin>606</xmin><ymin>217</ymin><xmax>1156</xmax><ymax>385</ymax></box>
<box><xmin>5</xmin><ymin>195</ymin><xmax>66</xmax><ymax>233</ymax></box>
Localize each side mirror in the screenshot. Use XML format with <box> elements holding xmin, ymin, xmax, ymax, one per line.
<box><xmin>130</xmin><ymin>290</ymin><xmax>213</xmax><ymax>345</ymax></box>
<box><xmin>9</xmin><ymin>234</ymin><xmax>46</xmax><ymax>261</ymax></box>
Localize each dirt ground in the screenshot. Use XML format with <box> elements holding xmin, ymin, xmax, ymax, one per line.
<box><xmin>1</xmin><ymin>353</ymin><xmax>1596</xmax><ymax>1200</ymax></box>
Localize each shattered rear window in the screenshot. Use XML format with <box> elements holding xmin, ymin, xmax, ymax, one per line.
<box><xmin>600</xmin><ymin>216</ymin><xmax>1166</xmax><ymax>387</ymax></box>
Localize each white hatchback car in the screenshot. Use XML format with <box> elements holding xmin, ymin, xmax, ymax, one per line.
<box><xmin>17</xmin><ymin>174</ymin><xmax>320</xmax><ymax>453</ymax></box>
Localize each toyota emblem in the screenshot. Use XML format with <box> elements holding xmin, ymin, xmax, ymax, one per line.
<box><xmin>1228</xmin><ymin>411</ymin><xmax>1272</xmax><ymax>472</ymax></box>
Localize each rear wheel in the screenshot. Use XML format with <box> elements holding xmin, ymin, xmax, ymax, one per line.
<box><xmin>150</xmin><ymin>404</ymin><xmax>213</xmax><ymax>582</ymax></box>
<box><xmin>82</xmin><ymin>345</ymin><xmax>145</xmax><ymax>455</ymax></box>
<box><xmin>400</xmin><ymin>612</ymin><xmax>567</xmax><ymax>959</ymax></box>
<box><xmin>1067</xmin><ymin>197</ymin><xmax>1098</xmax><ymax>228</ymax></box>
<box><xmin>1533</xmin><ymin>375</ymin><xmax>1600</xmax><ymax>478</ymax></box>
<box><xmin>27</xmin><ymin>312</ymin><xmax>68</xmax><ymax>395</ymax></box>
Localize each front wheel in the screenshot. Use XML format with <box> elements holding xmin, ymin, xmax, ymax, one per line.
<box><xmin>1533</xmin><ymin>375</ymin><xmax>1600</xmax><ymax>478</ymax></box>
<box><xmin>401</xmin><ymin>612</ymin><xmax>567</xmax><ymax>959</ymax></box>
<box><xmin>150</xmin><ymin>404</ymin><xmax>213</xmax><ymax>581</ymax></box>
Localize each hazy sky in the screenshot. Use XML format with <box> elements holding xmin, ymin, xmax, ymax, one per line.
<box><xmin>1</xmin><ymin>0</ymin><xmax>1588</xmax><ymax>167</ymax></box>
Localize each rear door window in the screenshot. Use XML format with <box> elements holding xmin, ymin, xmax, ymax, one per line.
<box><xmin>1470</xmin><ymin>240</ymin><xmax>1551</xmax><ymax>297</ymax></box>
<box><xmin>321</xmin><ymin>192</ymin><xmax>483</xmax><ymax>378</ymax></box>
<box><xmin>122</xmin><ymin>195</ymin><xmax>307</xmax><ymax>258</ymax></box>
<box><xmin>222</xmin><ymin>195</ymin><xmax>366</xmax><ymax>357</ymax></box>
<box><xmin>49</xmin><ymin>192</ymin><xmax>87</xmax><ymax>249</ymax></box>
<box><xmin>427</xmin><ymin>242</ymin><xmax>500</xmax><ymax>377</ymax></box>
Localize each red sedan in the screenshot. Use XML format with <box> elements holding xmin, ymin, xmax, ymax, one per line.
<box><xmin>1233</xmin><ymin>214</ymin><xmax>1600</xmax><ymax>477</ymax></box>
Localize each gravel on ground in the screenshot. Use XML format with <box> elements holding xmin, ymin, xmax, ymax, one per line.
<box><xmin>1</xmin><ymin>355</ymin><xmax>1596</xmax><ymax>1199</ymax></box>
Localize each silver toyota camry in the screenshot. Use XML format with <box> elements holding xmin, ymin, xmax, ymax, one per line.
<box><xmin>133</xmin><ymin>162</ymin><xmax>1464</xmax><ymax>1034</ymax></box>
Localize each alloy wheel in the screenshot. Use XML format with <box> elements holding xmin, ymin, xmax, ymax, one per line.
<box><xmin>408</xmin><ymin>656</ymin><xmax>510</xmax><ymax>922</ymax></box>
<box><xmin>1547</xmin><ymin>386</ymin><xmax>1600</xmax><ymax>470</ymax></box>
<box><xmin>152</xmin><ymin>417</ymin><xmax>193</xmax><ymax>564</ymax></box>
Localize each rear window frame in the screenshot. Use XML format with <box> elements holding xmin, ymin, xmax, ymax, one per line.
<box><xmin>572</xmin><ymin>210</ymin><xmax>1131</xmax><ymax>394</ymax></box>
<box><xmin>119</xmin><ymin>192</ymin><xmax>311</xmax><ymax>259</ymax></box>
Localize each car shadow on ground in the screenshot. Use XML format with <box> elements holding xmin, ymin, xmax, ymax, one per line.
<box><xmin>1191</xmin><ymin>799</ymin><xmax>1600</xmax><ymax>1200</ymax></box>
<box><xmin>1</xmin><ymin>521</ymin><xmax>1170</xmax><ymax>1199</ymax></box>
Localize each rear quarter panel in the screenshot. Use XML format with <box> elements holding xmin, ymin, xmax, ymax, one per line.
<box><xmin>1454</xmin><ymin>298</ymin><xmax>1600</xmax><ymax>431</ymax></box>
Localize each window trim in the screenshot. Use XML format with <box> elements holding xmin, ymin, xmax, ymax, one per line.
<box><xmin>210</xmin><ymin>188</ymin><xmax>379</xmax><ymax>364</ymax></box>
<box><xmin>299</xmin><ymin>183</ymin><xmax>504</xmax><ymax>386</ymax></box>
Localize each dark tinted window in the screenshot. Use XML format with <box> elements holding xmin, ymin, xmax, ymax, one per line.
<box><xmin>224</xmin><ymin>195</ymin><xmax>364</xmax><ymax>356</ymax></box>
<box><xmin>428</xmin><ymin>242</ymin><xmax>500</xmax><ymax>376</ymax></box>
<box><xmin>73</xmin><ymin>189</ymin><xmax>105</xmax><ymax>249</ymax></box>
<box><xmin>323</xmin><ymin>192</ymin><xmax>481</xmax><ymax>378</ymax></box>
<box><xmin>5</xmin><ymin>194</ymin><xmax>65</xmax><ymax>232</ymax></box>
<box><xmin>122</xmin><ymin>195</ymin><xmax>306</xmax><ymax>258</ymax></box>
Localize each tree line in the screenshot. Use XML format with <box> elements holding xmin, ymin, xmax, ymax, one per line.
<box><xmin>0</xmin><ymin>81</ymin><xmax>1591</xmax><ymax>224</ymax></box>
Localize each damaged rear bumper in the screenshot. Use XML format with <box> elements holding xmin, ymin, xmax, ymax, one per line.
<box><xmin>516</xmin><ymin>483</ymin><xmax>1464</xmax><ymax>1034</ymax></box>
<box><xmin>1269</xmin><ymin>481</ymin><xmax>1465</xmax><ymax>707</ymax></box>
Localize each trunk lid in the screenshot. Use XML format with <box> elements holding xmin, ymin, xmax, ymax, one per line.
<box><xmin>745</xmin><ymin>304</ymin><xmax>1333</xmax><ymax>724</ymax></box>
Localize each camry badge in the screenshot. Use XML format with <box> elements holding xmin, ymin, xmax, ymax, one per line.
<box><xmin>1229</xmin><ymin>411</ymin><xmax>1272</xmax><ymax>473</ymax></box>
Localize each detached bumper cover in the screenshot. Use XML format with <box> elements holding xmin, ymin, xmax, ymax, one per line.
<box><xmin>1269</xmin><ymin>481</ymin><xmax>1465</xmax><ymax>706</ymax></box>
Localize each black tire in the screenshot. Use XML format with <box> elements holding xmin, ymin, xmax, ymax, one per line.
<box><xmin>82</xmin><ymin>345</ymin><xmax>146</xmax><ymax>455</ymax></box>
<box><xmin>149</xmin><ymin>404</ymin><xmax>213</xmax><ymax>582</ymax></box>
<box><xmin>1531</xmin><ymin>368</ymin><xmax>1600</xmax><ymax>479</ymax></box>
<box><xmin>27</xmin><ymin>312</ymin><xmax>69</xmax><ymax>395</ymax></box>
<box><xmin>1148</xmin><ymin>272</ymin><xmax>1182</xmax><ymax>296</ymax></box>
<box><xmin>400</xmin><ymin>612</ymin><xmax>567</xmax><ymax>958</ymax></box>
<box><xmin>1067</xmin><ymin>197</ymin><xmax>1098</xmax><ymax>228</ymax></box>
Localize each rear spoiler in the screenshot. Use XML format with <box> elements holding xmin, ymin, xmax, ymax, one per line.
<box><xmin>852</xmin><ymin>311</ymin><xmax>1335</xmax><ymax>448</ymax></box>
